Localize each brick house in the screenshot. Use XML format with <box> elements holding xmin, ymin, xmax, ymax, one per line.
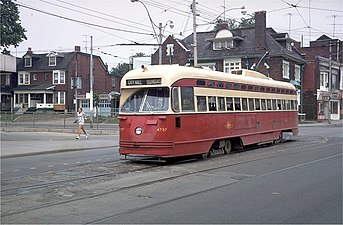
<box><xmin>0</xmin><ymin>53</ymin><xmax>18</xmax><ymax>111</ymax></box>
<box><xmin>15</xmin><ymin>46</ymin><xmax>113</xmax><ymax>114</ymax></box>
<box><xmin>152</xmin><ymin>11</ymin><xmax>306</xmax><ymax>109</ymax></box>
<box><xmin>301</xmin><ymin>35</ymin><xmax>343</xmax><ymax>121</ymax></box>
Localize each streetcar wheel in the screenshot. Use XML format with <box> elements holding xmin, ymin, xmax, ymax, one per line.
<box><xmin>223</xmin><ymin>139</ymin><xmax>232</xmax><ymax>154</ymax></box>
<box><xmin>197</xmin><ymin>151</ymin><xmax>211</xmax><ymax>159</ymax></box>
<box><xmin>274</xmin><ymin>132</ymin><xmax>282</xmax><ymax>144</ymax></box>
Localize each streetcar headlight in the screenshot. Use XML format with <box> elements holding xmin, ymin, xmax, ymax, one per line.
<box><xmin>135</xmin><ymin>127</ymin><xmax>143</xmax><ymax>135</ymax></box>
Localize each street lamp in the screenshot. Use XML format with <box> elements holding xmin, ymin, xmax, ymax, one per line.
<box><xmin>213</xmin><ymin>6</ymin><xmax>246</xmax><ymax>23</ymax></box>
<box><xmin>131</xmin><ymin>0</ymin><xmax>173</xmax><ymax>65</ymax></box>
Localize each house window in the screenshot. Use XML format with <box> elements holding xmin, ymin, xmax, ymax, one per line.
<box><xmin>98</xmin><ymin>99</ymin><xmax>111</xmax><ymax>108</ymax></box>
<box><xmin>18</xmin><ymin>72</ymin><xmax>30</xmax><ymax>85</ymax></box>
<box><xmin>81</xmin><ymin>99</ymin><xmax>89</xmax><ymax>108</ymax></box>
<box><xmin>53</xmin><ymin>70</ymin><xmax>66</xmax><ymax>84</ymax></box>
<box><xmin>33</xmin><ymin>74</ymin><xmax>37</xmax><ymax>81</ymax></box>
<box><xmin>5</xmin><ymin>74</ymin><xmax>11</xmax><ymax>85</ymax></box>
<box><xmin>224</xmin><ymin>58</ymin><xmax>241</xmax><ymax>73</ymax></box>
<box><xmin>294</xmin><ymin>65</ymin><xmax>301</xmax><ymax>81</ymax></box>
<box><xmin>49</xmin><ymin>56</ymin><xmax>56</xmax><ymax>66</ymax></box>
<box><xmin>332</xmin><ymin>71</ymin><xmax>338</xmax><ymax>90</ymax></box>
<box><xmin>282</xmin><ymin>60</ymin><xmax>290</xmax><ymax>79</ymax></box>
<box><xmin>112</xmin><ymin>77</ymin><xmax>116</xmax><ymax>87</ymax></box>
<box><xmin>24</xmin><ymin>57</ymin><xmax>32</xmax><ymax>67</ymax></box>
<box><xmin>320</xmin><ymin>71</ymin><xmax>329</xmax><ymax>91</ymax></box>
<box><xmin>55</xmin><ymin>92</ymin><xmax>65</xmax><ymax>104</ymax></box>
<box><xmin>213</xmin><ymin>40</ymin><xmax>233</xmax><ymax>50</ymax></box>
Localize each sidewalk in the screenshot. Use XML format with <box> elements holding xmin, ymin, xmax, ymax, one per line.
<box><xmin>0</xmin><ymin>131</ymin><xmax>119</xmax><ymax>159</ymax></box>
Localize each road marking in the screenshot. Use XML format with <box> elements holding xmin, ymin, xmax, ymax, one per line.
<box><xmin>13</xmin><ymin>170</ymin><xmax>19</xmax><ymax>172</ymax></box>
<box><xmin>86</xmin><ymin>160</ymin><xmax>91</xmax><ymax>163</ymax></box>
<box><xmin>76</xmin><ymin>162</ymin><xmax>81</xmax><ymax>164</ymax></box>
<box><xmin>30</xmin><ymin>167</ymin><xmax>36</xmax><ymax>170</ymax></box>
<box><xmin>48</xmin><ymin>165</ymin><xmax>54</xmax><ymax>168</ymax></box>
<box><xmin>96</xmin><ymin>159</ymin><xmax>102</xmax><ymax>162</ymax></box>
<box><xmin>64</xmin><ymin>163</ymin><xmax>69</xmax><ymax>166</ymax></box>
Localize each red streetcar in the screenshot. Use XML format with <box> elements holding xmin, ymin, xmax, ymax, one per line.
<box><xmin>118</xmin><ymin>65</ymin><xmax>298</xmax><ymax>159</ymax></box>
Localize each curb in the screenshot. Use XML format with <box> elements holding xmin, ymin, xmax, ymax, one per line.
<box><xmin>0</xmin><ymin>144</ymin><xmax>119</xmax><ymax>159</ymax></box>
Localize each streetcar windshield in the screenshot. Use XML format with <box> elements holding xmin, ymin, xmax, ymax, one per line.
<box><xmin>120</xmin><ymin>88</ymin><xmax>170</xmax><ymax>113</ymax></box>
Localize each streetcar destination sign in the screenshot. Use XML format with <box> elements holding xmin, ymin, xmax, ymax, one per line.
<box><xmin>126</xmin><ymin>78</ymin><xmax>162</xmax><ymax>86</ymax></box>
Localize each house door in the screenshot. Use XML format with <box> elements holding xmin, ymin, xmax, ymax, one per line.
<box><xmin>330</xmin><ymin>101</ymin><xmax>340</xmax><ymax>120</ymax></box>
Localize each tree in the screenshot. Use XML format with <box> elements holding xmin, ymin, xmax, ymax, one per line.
<box><xmin>110</xmin><ymin>62</ymin><xmax>130</xmax><ymax>77</ymax></box>
<box><xmin>0</xmin><ymin>0</ymin><xmax>27</xmax><ymax>49</ymax></box>
<box><xmin>237</xmin><ymin>13</ymin><xmax>255</xmax><ymax>29</ymax></box>
<box><xmin>132</xmin><ymin>52</ymin><xmax>149</xmax><ymax>57</ymax></box>
<box><xmin>214</xmin><ymin>13</ymin><xmax>255</xmax><ymax>30</ymax></box>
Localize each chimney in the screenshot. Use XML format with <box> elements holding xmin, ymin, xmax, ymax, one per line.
<box><xmin>255</xmin><ymin>11</ymin><xmax>267</xmax><ymax>49</ymax></box>
<box><xmin>74</xmin><ymin>46</ymin><xmax>81</xmax><ymax>52</ymax></box>
<box><xmin>27</xmin><ymin>47</ymin><xmax>32</xmax><ymax>54</ymax></box>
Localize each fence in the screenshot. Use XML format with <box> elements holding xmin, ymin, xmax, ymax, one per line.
<box><xmin>0</xmin><ymin>108</ymin><xmax>119</xmax><ymax>130</ymax></box>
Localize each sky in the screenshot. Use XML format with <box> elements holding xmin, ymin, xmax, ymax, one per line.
<box><xmin>7</xmin><ymin>0</ymin><xmax>343</xmax><ymax>69</ymax></box>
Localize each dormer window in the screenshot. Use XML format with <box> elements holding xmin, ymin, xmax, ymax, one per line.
<box><xmin>24</xmin><ymin>57</ymin><xmax>32</xmax><ymax>67</ymax></box>
<box><xmin>209</xmin><ymin>29</ymin><xmax>240</xmax><ymax>50</ymax></box>
<box><xmin>214</xmin><ymin>40</ymin><xmax>233</xmax><ymax>50</ymax></box>
<box><xmin>47</xmin><ymin>51</ymin><xmax>63</xmax><ymax>67</ymax></box>
<box><xmin>49</xmin><ymin>56</ymin><xmax>56</xmax><ymax>66</ymax></box>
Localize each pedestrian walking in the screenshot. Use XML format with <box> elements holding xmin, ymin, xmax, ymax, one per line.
<box><xmin>76</xmin><ymin>107</ymin><xmax>89</xmax><ymax>140</ymax></box>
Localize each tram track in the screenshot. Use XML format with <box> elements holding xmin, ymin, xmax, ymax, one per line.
<box><xmin>1</xmin><ymin>160</ymin><xmax>157</xmax><ymax>197</ymax></box>
<box><xmin>1</xmin><ymin>135</ymin><xmax>332</xmax><ymax>218</ymax></box>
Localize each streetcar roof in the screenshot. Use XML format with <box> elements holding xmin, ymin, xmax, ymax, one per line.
<box><xmin>121</xmin><ymin>65</ymin><xmax>296</xmax><ymax>90</ymax></box>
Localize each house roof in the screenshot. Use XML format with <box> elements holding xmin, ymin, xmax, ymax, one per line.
<box><xmin>17</xmin><ymin>51</ymin><xmax>108</xmax><ymax>73</ymax></box>
<box><xmin>12</xmin><ymin>84</ymin><xmax>55</xmax><ymax>92</ymax></box>
<box><xmin>17</xmin><ymin>52</ymin><xmax>76</xmax><ymax>72</ymax></box>
<box><xmin>181</xmin><ymin>27</ymin><xmax>306</xmax><ymax>64</ymax></box>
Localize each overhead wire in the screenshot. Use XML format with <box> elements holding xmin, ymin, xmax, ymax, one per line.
<box><xmin>16</xmin><ymin>2</ymin><xmax>154</xmax><ymax>36</ymax></box>
<box><xmin>37</xmin><ymin>0</ymin><xmax>153</xmax><ymax>34</ymax></box>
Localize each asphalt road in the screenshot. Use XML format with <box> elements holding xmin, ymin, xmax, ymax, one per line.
<box><xmin>1</xmin><ymin>147</ymin><xmax>120</xmax><ymax>180</ymax></box>
<box><xmin>1</xmin><ymin>125</ymin><xmax>342</xmax><ymax>224</ymax></box>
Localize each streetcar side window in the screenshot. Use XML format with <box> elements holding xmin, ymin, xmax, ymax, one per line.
<box><xmin>282</xmin><ymin>100</ymin><xmax>286</xmax><ymax>110</ymax></box>
<box><xmin>218</xmin><ymin>97</ymin><xmax>225</xmax><ymax>111</ymax></box>
<box><xmin>272</xmin><ymin>99</ymin><xmax>277</xmax><ymax>110</ymax></box>
<box><xmin>261</xmin><ymin>99</ymin><xmax>266</xmax><ymax>110</ymax></box>
<box><xmin>242</xmin><ymin>98</ymin><xmax>248</xmax><ymax>111</ymax></box>
<box><xmin>267</xmin><ymin>99</ymin><xmax>272</xmax><ymax>110</ymax></box>
<box><xmin>226</xmin><ymin>97</ymin><xmax>234</xmax><ymax>111</ymax></box>
<box><xmin>197</xmin><ymin>96</ymin><xmax>207</xmax><ymax>112</ymax></box>
<box><xmin>208</xmin><ymin>96</ymin><xmax>217</xmax><ymax>111</ymax></box>
<box><xmin>171</xmin><ymin>87</ymin><xmax>180</xmax><ymax>112</ymax></box>
<box><xmin>290</xmin><ymin>100</ymin><xmax>294</xmax><ymax>110</ymax></box>
<box><xmin>277</xmin><ymin>100</ymin><xmax>282</xmax><ymax>110</ymax></box>
<box><xmin>286</xmin><ymin>100</ymin><xmax>291</xmax><ymax>110</ymax></box>
<box><xmin>248</xmin><ymin>98</ymin><xmax>254</xmax><ymax>111</ymax></box>
<box><xmin>255</xmin><ymin>99</ymin><xmax>261</xmax><ymax>110</ymax></box>
<box><xmin>234</xmin><ymin>98</ymin><xmax>241</xmax><ymax>111</ymax></box>
<box><xmin>181</xmin><ymin>87</ymin><xmax>195</xmax><ymax>112</ymax></box>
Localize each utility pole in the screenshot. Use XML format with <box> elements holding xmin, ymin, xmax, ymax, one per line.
<box><xmin>328</xmin><ymin>40</ymin><xmax>332</xmax><ymax>124</ymax></box>
<box><xmin>74</xmin><ymin>54</ymin><xmax>78</xmax><ymax>115</ymax></box>
<box><xmin>90</xmin><ymin>36</ymin><xmax>94</xmax><ymax>128</ymax></box>
<box><xmin>158</xmin><ymin>22</ymin><xmax>163</xmax><ymax>65</ymax></box>
<box><xmin>192</xmin><ymin>0</ymin><xmax>198</xmax><ymax>66</ymax></box>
